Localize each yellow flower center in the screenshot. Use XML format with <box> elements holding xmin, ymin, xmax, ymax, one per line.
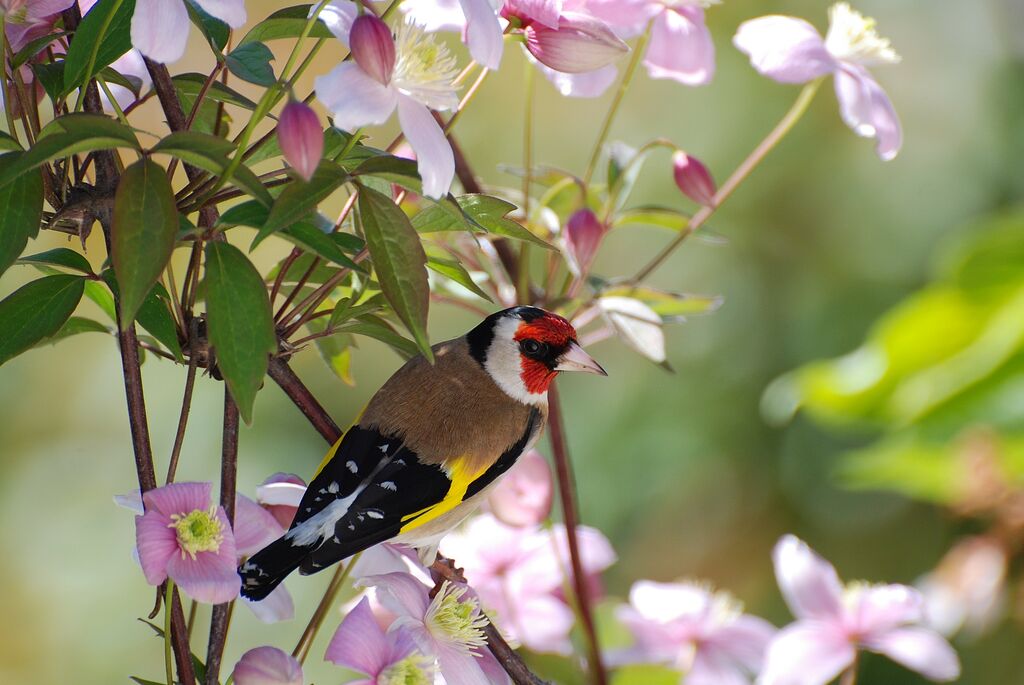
<box><xmin>378</xmin><ymin>654</ymin><xmax>433</xmax><ymax>685</ymax></box>
<box><xmin>169</xmin><ymin>507</ymin><xmax>223</xmax><ymax>558</ymax></box>
<box><xmin>825</xmin><ymin>2</ymin><xmax>901</xmax><ymax>66</ymax></box>
<box><xmin>391</xmin><ymin>20</ymin><xmax>460</xmax><ymax>111</ymax></box>
<box><xmin>426</xmin><ymin>582</ymin><xmax>488</xmax><ymax>651</ymax></box>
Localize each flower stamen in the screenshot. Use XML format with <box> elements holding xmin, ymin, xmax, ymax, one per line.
<box><xmin>168</xmin><ymin>506</ymin><xmax>224</xmax><ymax>559</ymax></box>
<box><xmin>391</xmin><ymin>20</ymin><xmax>460</xmax><ymax>111</ymax></box>
<box><xmin>825</xmin><ymin>2</ymin><xmax>900</xmax><ymax>66</ymax></box>
<box><xmin>426</xmin><ymin>581</ymin><xmax>489</xmax><ymax>651</ymax></box>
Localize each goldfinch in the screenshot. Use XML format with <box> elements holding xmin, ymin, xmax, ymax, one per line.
<box><xmin>240</xmin><ymin>306</ymin><xmax>606</xmax><ymax>600</ymax></box>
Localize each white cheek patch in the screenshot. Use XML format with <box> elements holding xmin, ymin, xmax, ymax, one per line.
<box><xmin>484</xmin><ymin>317</ymin><xmax>548</xmax><ymax>406</ymax></box>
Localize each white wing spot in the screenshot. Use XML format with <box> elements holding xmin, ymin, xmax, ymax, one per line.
<box><xmin>346</xmin><ymin>461</ymin><xmax>358</xmax><ymax>473</ymax></box>
<box><xmin>328</xmin><ymin>481</ymin><xmax>340</xmax><ymax>494</ymax></box>
<box><xmin>366</xmin><ymin>510</ymin><xmax>384</xmax><ymax>520</ymax></box>
<box><xmin>379</xmin><ymin>444</ymin><xmax>389</xmax><ymax>453</ymax></box>
<box><xmin>380</xmin><ymin>481</ymin><xmax>397</xmax><ymax>491</ymax></box>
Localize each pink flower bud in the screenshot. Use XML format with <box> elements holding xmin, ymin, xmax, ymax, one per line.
<box><xmin>564</xmin><ymin>208</ymin><xmax>606</xmax><ymax>276</ymax></box>
<box><xmin>350</xmin><ymin>14</ymin><xmax>396</xmax><ymax>85</ymax></box>
<box><xmin>278</xmin><ymin>101</ymin><xmax>323</xmax><ymax>183</ymax></box>
<box><xmin>524</xmin><ymin>12</ymin><xmax>628</xmax><ymax>74</ymax></box>
<box><xmin>672</xmin><ymin>150</ymin><xmax>717</xmax><ymax>207</ymax></box>
<box><xmin>487</xmin><ymin>450</ymin><xmax>553</xmax><ymax>527</ymax></box>
<box><xmin>232</xmin><ymin>647</ymin><xmax>303</xmax><ymax>685</ymax></box>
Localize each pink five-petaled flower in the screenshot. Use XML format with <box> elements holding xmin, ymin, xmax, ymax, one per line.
<box><xmin>485</xmin><ymin>449</ymin><xmax>553</xmax><ymax>527</ymax></box>
<box><xmin>758</xmin><ymin>535</ymin><xmax>960</xmax><ymax>685</ymax></box>
<box><xmin>326</xmin><ymin>596</ymin><xmax>436</xmax><ymax>685</ymax></box>
<box><xmin>357</xmin><ymin>571</ymin><xmax>508</xmax><ymax>684</ymax></box>
<box><xmin>232</xmin><ymin>646</ymin><xmax>303</xmax><ymax>685</ymax></box>
<box><xmin>134</xmin><ymin>482</ymin><xmax>240</xmax><ymax>603</ymax></box>
<box><xmin>734</xmin><ymin>2</ymin><xmax>902</xmax><ymax>161</ymax></box>
<box><xmin>315</xmin><ymin>2</ymin><xmax>458</xmax><ymax>199</ymax></box>
<box><xmin>130</xmin><ymin>0</ymin><xmax>245</xmax><ymax>64</ymax></box>
<box><xmin>2</xmin><ymin>0</ymin><xmax>73</xmax><ymax>51</ymax></box>
<box><xmin>580</xmin><ymin>0</ymin><xmax>717</xmax><ymax>86</ymax></box>
<box><xmin>278</xmin><ymin>100</ymin><xmax>325</xmax><ymax>183</ymax></box>
<box><xmin>612</xmin><ymin>580</ymin><xmax>775</xmax><ymax>685</ymax></box>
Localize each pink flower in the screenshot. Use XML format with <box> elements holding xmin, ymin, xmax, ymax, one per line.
<box><xmin>440</xmin><ymin>514</ymin><xmax>615</xmax><ymax>654</ymax></box>
<box><xmin>611</xmin><ymin>580</ymin><xmax>775</xmax><ymax>685</ymax></box>
<box><xmin>917</xmin><ymin>535</ymin><xmax>1007</xmax><ymax>637</ymax></box>
<box><xmin>278</xmin><ymin>101</ymin><xmax>324</xmax><ymax>182</ymax></box>
<box><xmin>486</xmin><ymin>449</ymin><xmax>553</xmax><ymax>527</ymax></box>
<box><xmin>255</xmin><ymin>472</ymin><xmax>306</xmax><ymax>529</ymax></box>
<box><xmin>130</xmin><ymin>0</ymin><xmax>245</xmax><ymax>64</ymax></box>
<box><xmin>315</xmin><ymin>2</ymin><xmax>457</xmax><ymax>198</ymax></box>
<box><xmin>672</xmin><ymin>150</ymin><xmax>716</xmax><ymax>207</ymax></box>
<box><xmin>523</xmin><ymin>11</ymin><xmax>627</xmax><ymax>74</ymax></box>
<box><xmin>734</xmin><ymin>2</ymin><xmax>902</xmax><ymax>160</ymax></box>
<box><xmin>326</xmin><ymin>596</ymin><xmax>436</xmax><ymax>685</ymax></box>
<box><xmin>134</xmin><ymin>482</ymin><xmax>240</xmax><ymax>604</ymax></box>
<box><xmin>232</xmin><ymin>646</ymin><xmax>303</xmax><ymax>685</ymax></box>
<box><xmin>758</xmin><ymin>535</ymin><xmax>960</xmax><ymax>685</ymax></box>
<box><xmin>3</xmin><ymin>0</ymin><xmax>73</xmax><ymax>52</ymax></box>
<box><xmin>403</xmin><ymin>0</ymin><xmax>504</xmax><ymax>70</ymax></box>
<box><xmin>357</xmin><ymin>571</ymin><xmax>508</xmax><ymax>684</ymax></box>
<box><xmin>581</xmin><ymin>0</ymin><xmax>717</xmax><ymax>86</ymax></box>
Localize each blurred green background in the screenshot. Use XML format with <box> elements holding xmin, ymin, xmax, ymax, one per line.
<box><xmin>2</xmin><ymin>0</ymin><xmax>1023</xmax><ymax>683</ymax></box>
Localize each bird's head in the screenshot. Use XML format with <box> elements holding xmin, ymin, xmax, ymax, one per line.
<box><xmin>467</xmin><ymin>306</ymin><xmax>606</xmax><ymax>404</ymax></box>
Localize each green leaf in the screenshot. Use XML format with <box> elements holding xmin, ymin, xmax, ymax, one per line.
<box><xmin>18</xmin><ymin>248</ymin><xmax>93</xmax><ymax>274</ymax></box>
<box><xmin>103</xmin><ymin>271</ymin><xmax>183</xmax><ymax>361</ymax></box>
<box><xmin>0</xmin><ymin>114</ymin><xmax>141</xmax><ymax>189</ymax></box>
<box><xmin>43</xmin><ymin>316</ymin><xmax>111</xmax><ymax>345</ymax></box>
<box><xmin>111</xmin><ymin>158</ymin><xmax>179</xmax><ymax>326</ymax></box>
<box><xmin>256</xmin><ymin>160</ymin><xmax>349</xmax><ymax>244</ymax></box>
<box><xmin>0</xmin><ymin>153</ymin><xmax>44</xmax><ymax>277</ymax></box>
<box><xmin>84</xmin><ymin>279</ymin><xmax>117</xmax><ymax>320</ymax></box>
<box><xmin>613</xmin><ymin>207</ymin><xmax>692</xmax><ymax>232</ymax></box>
<box><xmin>186</xmin><ymin>0</ymin><xmax>230</xmax><ymax>52</ymax></box>
<box><xmin>30</xmin><ymin>62</ymin><xmax>65</xmax><ymax>101</ymax></box>
<box><xmin>358</xmin><ymin>185</ymin><xmax>431</xmax><ymax>360</ymax></box>
<box><xmin>63</xmin><ymin>0</ymin><xmax>137</xmax><ymax>95</ymax></box>
<box><xmin>173</xmin><ymin>73</ymin><xmax>258</xmax><ymax>110</ymax></box>
<box><xmin>217</xmin><ymin>200</ymin><xmax>268</xmax><ymax>228</ymax></box>
<box><xmin>340</xmin><ymin>319</ymin><xmax>418</xmax><ymax>358</ymax></box>
<box><xmin>0</xmin><ymin>131</ymin><xmax>21</xmax><ymax>152</ymax></box>
<box><xmin>412</xmin><ymin>194</ymin><xmax>553</xmax><ymax>249</ymax></box>
<box><xmin>426</xmin><ymin>253</ymin><xmax>492</xmax><ymax>302</ymax></box>
<box><xmin>151</xmin><ymin>131</ymin><xmax>272</xmax><ymax>206</ymax></box>
<box><xmin>611</xmin><ymin>665</ymin><xmax>682</xmax><ymax>685</ymax></box>
<box><xmin>279</xmin><ymin>222</ymin><xmax>362</xmax><ymax>271</ymax></box>
<box><xmin>239</xmin><ymin>4</ymin><xmax>334</xmax><ymax>45</ymax></box>
<box><xmin>0</xmin><ymin>275</ymin><xmax>85</xmax><ymax>365</ymax></box>
<box><xmin>12</xmin><ymin>31</ymin><xmax>67</xmax><ymax>68</ymax></box>
<box><xmin>226</xmin><ymin>42</ymin><xmax>276</xmax><ymax>87</ymax></box>
<box><xmin>204</xmin><ymin>241</ymin><xmax>277</xmax><ymax>424</ymax></box>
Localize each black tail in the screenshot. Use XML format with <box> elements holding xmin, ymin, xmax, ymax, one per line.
<box><xmin>239</xmin><ymin>536</ymin><xmax>316</xmax><ymax>601</ymax></box>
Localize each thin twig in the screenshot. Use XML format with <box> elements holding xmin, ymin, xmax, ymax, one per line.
<box><xmin>166</xmin><ymin>318</ymin><xmax>200</xmax><ymax>483</ymax></box>
<box><xmin>292</xmin><ymin>558</ymin><xmax>356</xmax><ymax>664</ymax></box>
<box><xmin>547</xmin><ymin>383</ymin><xmax>606</xmax><ymax>685</ymax></box>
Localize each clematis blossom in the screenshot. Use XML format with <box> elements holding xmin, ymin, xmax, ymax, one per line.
<box><xmin>3</xmin><ymin>0</ymin><xmax>73</xmax><ymax>52</ymax></box>
<box><xmin>232</xmin><ymin>646</ymin><xmax>303</xmax><ymax>685</ymax></box>
<box><xmin>734</xmin><ymin>2</ymin><xmax>902</xmax><ymax>160</ymax></box>
<box><xmin>612</xmin><ymin>580</ymin><xmax>775</xmax><ymax>685</ymax></box>
<box><xmin>485</xmin><ymin>449</ymin><xmax>552</xmax><ymax>526</ymax></box>
<box><xmin>314</xmin><ymin>3</ymin><xmax>458</xmax><ymax>199</ymax></box>
<box><xmin>758</xmin><ymin>535</ymin><xmax>960</xmax><ymax>685</ymax></box>
<box><xmin>133</xmin><ymin>482</ymin><xmax>241</xmax><ymax>604</ymax></box>
<box><xmin>129</xmin><ymin>0</ymin><xmax>246</xmax><ymax>64</ymax></box>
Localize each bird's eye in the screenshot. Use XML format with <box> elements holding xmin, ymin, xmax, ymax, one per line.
<box><xmin>520</xmin><ymin>339</ymin><xmax>546</xmax><ymax>357</ymax></box>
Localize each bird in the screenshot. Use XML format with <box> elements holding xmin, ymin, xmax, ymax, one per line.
<box><xmin>239</xmin><ymin>305</ymin><xmax>606</xmax><ymax>601</ymax></box>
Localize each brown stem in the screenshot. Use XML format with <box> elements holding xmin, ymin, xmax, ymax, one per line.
<box><xmin>547</xmin><ymin>383</ymin><xmax>606</xmax><ymax>685</ymax></box>
<box><xmin>267</xmin><ymin>358</ymin><xmax>343</xmax><ymax>443</ymax></box>
<box><xmin>166</xmin><ymin>318</ymin><xmax>200</xmax><ymax>483</ymax></box>
<box><xmin>292</xmin><ymin>560</ymin><xmax>351</xmax><ymax>664</ymax></box>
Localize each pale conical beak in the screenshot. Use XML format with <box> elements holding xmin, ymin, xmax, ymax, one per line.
<box><xmin>554</xmin><ymin>341</ymin><xmax>607</xmax><ymax>376</ymax></box>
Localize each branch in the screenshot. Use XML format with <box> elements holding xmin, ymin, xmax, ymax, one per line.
<box><xmin>547</xmin><ymin>383</ymin><xmax>607</xmax><ymax>685</ymax></box>
<box><xmin>206</xmin><ymin>389</ymin><xmax>240</xmax><ymax>685</ymax></box>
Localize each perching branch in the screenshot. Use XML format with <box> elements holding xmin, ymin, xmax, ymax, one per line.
<box><xmin>547</xmin><ymin>383</ymin><xmax>607</xmax><ymax>685</ymax></box>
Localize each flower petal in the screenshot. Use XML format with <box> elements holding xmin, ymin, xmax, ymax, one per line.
<box><xmin>318</xmin><ymin>0</ymin><xmax>360</xmax><ymax>44</ymax></box>
<box><xmin>644</xmin><ymin>7</ymin><xmax>715</xmax><ymax>86</ymax></box>
<box><xmin>402</xmin><ymin>0</ymin><xmax>467</xmax><ymax>32</ymax></box>
<box><xmin>115</xmin><ymin>489</ymin><xmax>145</xmax><ymax>514</ymax></box>
<box><xmin>242</xmin><ymin>584</ymin><xmax>295</xmax><ymax>623</ymax></box>
<box><xmin>315</xmin><ymin>62</ymin><xmax>398</xmax><ymax>131</ymax></box>
<box><xmin>504</xmin><ymin>0</ymin><xmax>561</xmax><ymax>29</ymax></box>
<box><xmin>167</xmin><ymin>548</ymin><xmax>241</xmax><ymax>604</ymax></box>
<box><xmin>757</xmin><ymin>621</ymin><xmax>854</xmax><ymax>685</ymax></box>
<box><xmin>459</xmin><ymin>0</ymin><xmax>503</xmax><ymax>70</ymax></box>
<box><xmin>194</xmin><ymin>0</ymin><xmax>246</xmax><ymax>27</ymax></box>
<box><xmin>688</xmin><ymin>651</ymin><xmax>752</xmax><ymax>685</ymax></box>
<box><xmin>510</xmin><ymin>594</ymin><xmax>576</xmax><ymax>655</ymax></box>
<box><xmin>772</xmin><ymin>535</ymin><xmax>844</xmax><ymax>622</ymax></box>
<box><xmin>863</xmin><ymin>627</ymin><xmax>960</xmax><ymax>682</ymax></box>
<box><xmin>231</xmin><ymin>646</ymin><xmax>303</xmax><ymax>685</ymax></box>
<box><xmin>487</xmin><ymin>450</ymin><xmax>553</xmax><ymax>527</ymax></box>
<box><xmin>733</xmin><ymin>15</ymin><xmax>837</xmax><ymax>84</ymax></box>
<box><xmin>850</xmin><ymin>583</ymin><xmax>923</xmax><ymax>636</ymax></box>
<box><xmin>435</xmin><ymin>640</ymin><xmax>492</xmax><ymax>685</ymax></box>
<box><xmin>142</xmin><ymin>482</ymin><xmax>212</xmax><ymax>519</ymax></box>
<box><xmin>537</xmin><ymin>61</ymin><xmax>618</xmax><ymax>98</ymax></box>
<box><xmin>833</xmin><ymin>64</ymin><xmax>902</xmax><ymax>161</ymax></box>
<box><xmin>325</xmin><ymin>596</ymin><xmax>392</xmax><ymax>675</ymax></box>
<box><xmin>135</xmin><ymin>511</ymin><xmax>177</xmax><ymax>586</ymax></box>
<box><xmin>256</xmin><ymin>476</ymin><xmax>306</xmax><ymax>506</ymax></box>
<box><xmin>359</xmin><ymin>571</ymin><xmax>432</xmax><ymax>621</ymax></box>
<box><xmin>130</xmin><ymin>0</ymin><xmax>190</xmax><ymax>64</ymax></box>
<box><xmin>575</xmin><ymin>0</ymin><xmax>658</xmax><ymax>38</ymax></box>
<box><xmin>396</xmin><ymin>96</ymin><xmax>454</xmax><ymax>199</ymax></box>
<box><xmin>234</xmin><ymin>494</ymin><xmax>285</xmax><ymax>558</ymax></box>
<box><xmin>708</xmin><ymin>614</ymin><xmax>777</xmax><ymax>672</ymax></box>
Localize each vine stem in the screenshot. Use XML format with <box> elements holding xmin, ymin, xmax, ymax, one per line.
<box><xmin>292</xmin><ymin>554</ymin><xmax>359</xmax><ymax>665</ymax></box>
<box><xmin>582</xmin><ymin>23</ymin><xmax>651</xmax><ymax>185</ymax></box>
<box><xmin>0</xmin><ymin>17</ymin><xmax>20</xmax><ymax>139</ymax></box>
<box><xmin>630</xmin><ymin>78</ymin><xmax>823</xmax><ymax>283</ymax></box>
<box><xmin>839</xmin><ymin>660</ymin><xmax>858</xmax><ymax>685</ymax></box>
<box><xmin>164</xmin><ymin>580</ymin><xmax>175</xmax><ymax>685</ymax></box>
<box><xmin>547</xmin><ymin>383</ymin><xmax>606</xmax><ymax>685</ymax></box>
